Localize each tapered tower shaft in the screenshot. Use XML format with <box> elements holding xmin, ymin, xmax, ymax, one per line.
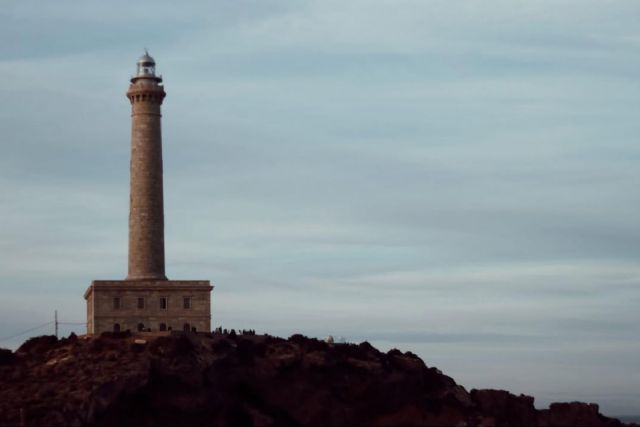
<box><xmin>126</xmin><ymin>52</ymin><xmax>167</xmax><ymax>280</ymax></box>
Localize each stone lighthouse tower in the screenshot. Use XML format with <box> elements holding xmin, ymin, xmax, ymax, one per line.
<box><xmin>84</xmin><ymin>53</ymin><xmax>213</xmax><ymax>335</ymax></box>
<box><xmin>126</xmin><ymin>51</ymin><xmax>168</xmax><ymax>281</ymax></box>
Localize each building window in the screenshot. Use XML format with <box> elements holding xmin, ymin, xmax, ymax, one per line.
<box><xmin>183</xmin><ymin>297</ymin><xmax>191</xmax><ymax>309</ymax></box>
<box><xmin>160</xmin><ymin>297</ymin><xmax>167</xmax><ymax>310</ymax></box>
<box><xmin>113</xmin><ymin>297</ymin><xmax>121</xmax><ymax>310</ymax></box>
<box><xmin>183</xmin><ymin>323</ymin><xmax>190</xmax><ymax>332</ymax></box>
<box><xmin>159</xmin><ymin>323</ymin><xmax>167</xmax><ymax>331</ymax></box>
<box><xmin>137</xmin><ymin>297</ymin><xmax>145</xmax><ymax>309</ymax></box>
<box><xmin>137</xmin><ymin>323</ymin><xmax>144</xmax><ymax>332</ymax></box>
<box><xmin>113</xmin><ymin>323</ymin><xmax>121</xmax><ymax>332</ymax></box>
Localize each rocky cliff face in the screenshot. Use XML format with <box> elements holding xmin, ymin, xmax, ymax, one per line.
<box><xmin>0</xmin><ymin>333</ymin><xmax>633</xmax><ymax>427</ymax></box>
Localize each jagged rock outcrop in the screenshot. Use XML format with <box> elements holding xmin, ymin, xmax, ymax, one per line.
<box><xmin>0</xmin><ymin>333</ymin><xmax>633</xmax><ymax>427</ymax></box>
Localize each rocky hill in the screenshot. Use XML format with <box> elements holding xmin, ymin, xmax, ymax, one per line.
<box><xmin>0</xmin><ymin>332</ymin><xmax>634</xmax><ymax>427</ymax></box>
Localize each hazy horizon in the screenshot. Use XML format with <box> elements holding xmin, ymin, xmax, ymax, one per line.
<box><xmin>1</xmin><ymin>0</ymin><xmax>639</xmax><ymax>416</ymax></box>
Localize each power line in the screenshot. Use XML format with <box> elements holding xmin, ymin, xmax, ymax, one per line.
<box><xmin>0</xmin><ymin>321</ymin><xmax>54</xmax><ymax>344</ymax></box>
<box><xmin>0</xmin><ymin>311</ymin><xmax>86</xmax><ymax>345</ymax></box>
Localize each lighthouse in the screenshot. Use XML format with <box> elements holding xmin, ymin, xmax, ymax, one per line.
<box><xmin>84</xmin><ymin>53</ymin><xmax>213</xmax><ymax>335</ymax></box>
<box><xmin>126</xmin><ymin>51</ymin><xmax>167</xmax><ymax>281</ymax></box>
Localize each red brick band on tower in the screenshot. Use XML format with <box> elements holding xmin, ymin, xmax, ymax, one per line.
<box><xmin>126</xmin><ymin>52</ymin><xmax>167</xmax><ymax>280</ymax></box>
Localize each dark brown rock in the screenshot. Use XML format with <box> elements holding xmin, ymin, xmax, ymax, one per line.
<box><xmin>0</xmin><ymin>333</ymin><xmax>631</xmax><ymax>427</ymax></box>
<box><xmin>537</xmin><ymin>401</ymin><xmax>625</xmax><ymax>427</ymax></box>
<box><xmin>0</xmin><ymin>348</ymin><xmax>16</xmax><ymax>366</ymax></box>
<box><xmin>471</xmin><ymin>389</ymin><xmax>538</xmax><ymax>427</ymax></box>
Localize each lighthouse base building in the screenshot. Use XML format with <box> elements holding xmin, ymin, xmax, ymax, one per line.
<box><xmin>85</xmin><ymin>280</ymin><xmax>212</xmax><ymax>335</ymax></box>
<box><xmin>84</xmin><ymin>52</ymin><xmax>213</xmax><ymax>335</ymax></box>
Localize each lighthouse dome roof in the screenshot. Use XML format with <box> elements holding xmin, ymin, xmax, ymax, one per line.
<box><xmin>134</xmin><ymin>50</ymin><xmax>159</xmax><ymax>79</ymax></box>
<box><xmin>137</xmin><ymin>50</ymin><xmax>155</xmax><ymax>66</ymax></box>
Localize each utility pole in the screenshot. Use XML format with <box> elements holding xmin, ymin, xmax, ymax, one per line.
<box><xmin>54</xmin><ymin>310</ymin><xmax>58</xmax><ymax>339</ymax></box>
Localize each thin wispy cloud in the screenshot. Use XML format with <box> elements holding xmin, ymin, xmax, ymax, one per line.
<box><xmin>1</xmin><ymin>0</ymin><xmax>639</xmax><ymax>415</ymax></box>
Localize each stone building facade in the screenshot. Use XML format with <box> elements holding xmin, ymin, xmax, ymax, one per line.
<box><xmin>84</xmin><ymin>52</ymin><xmax>213</xmax><ymax>335</ymax></box>
<box><xmin>85</xmin><ymin>281</ymin><xmax>211</xmax><ymax>334</ymax></box>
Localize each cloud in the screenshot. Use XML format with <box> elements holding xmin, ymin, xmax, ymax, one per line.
<box><xmin>1</xmin><ymin>0</ymin><xmax>640</xmax><ymax>414</ymax></box>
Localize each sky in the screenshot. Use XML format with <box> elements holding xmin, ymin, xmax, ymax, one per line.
<box><xmin>1</xmin><ymin>0</ymin><xmax>640</xmax><ymax>416</ymax></box>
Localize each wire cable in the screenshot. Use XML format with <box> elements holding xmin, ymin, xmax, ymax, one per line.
<box><xmin>0</xmin><ymin>321</ymin><xmax>54</xmax><ymax>344</ymax></box>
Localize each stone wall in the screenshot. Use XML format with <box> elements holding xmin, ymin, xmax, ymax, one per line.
<box><xmin>85</xmin><ymin>280</ymin><xmax>213</xmax><ymax>335</ymax></box>
<box><xmin>86</xmin><ymin>289</ymin><xmax>94</xmax><ymax>334</ymax></box>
